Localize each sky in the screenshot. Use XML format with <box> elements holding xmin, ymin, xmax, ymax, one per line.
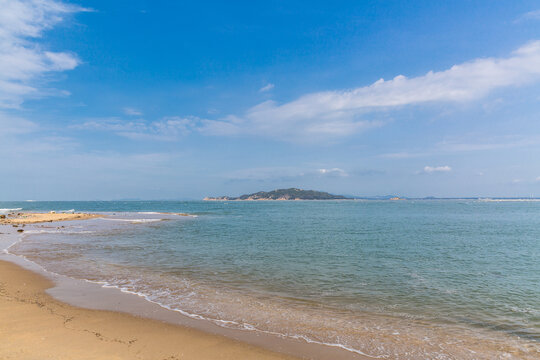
<box><xmin>1</xmin><ymin>0</ymin><xmax>540</xmax><ymax>200</ymax></box>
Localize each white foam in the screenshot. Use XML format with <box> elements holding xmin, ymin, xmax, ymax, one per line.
<box><xmin>1</xmin><ymin>212</ymin><xmax>385</xmax><ymax>359</ymax></box>
<box><xmin>3</xmin><ymin>231</ymin><xmax>398</xmax><ymax>360</ymax></box>
<box><xmin>0</xmin><ymin>208</ymin><xmax>22</xmax><ymax>214</ymax></box>
<box><xmin>138</xmin><ymin>212</ymin><xmax>198</xmax><ymax>218</ymax></box>
<box><xmin>23</xmin><ymin>230</ymin><xmax>95</xmax><ymax>235</ymax></box>
<box><xmin>79</xmin><ymin>278</ymin><xmax>383</xmax><ymax>359</ymax></box>
<box><xmin>102</xmin><ymin>218</ymin><xmax>163</xmax><ymax>223</ymax></box>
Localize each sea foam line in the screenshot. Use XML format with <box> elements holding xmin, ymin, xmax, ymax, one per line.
<box><xmin>2</xmin><ymin>221</ymin><xmax>380</xmax><ymax>359</ymax></box>
<box><xmin>82</xmin><ymin>279</ymin><xmax>383</xmax><ymax>359</ymax></box>
<box><xmin>101</xmin><ymin>218</ymin><xmax>164</xmax><ymax>223</ymax></box>
<box><xmin>0</xmin><ymin>208</ymin><xmax>22</xmax><ymax>214</ymax></box>
<box><xmin>23</xmin><ymin>229</ymin><xmax>96</xmax><ymax>235</ymax></box>
<box><xmin>138</xmin><ymin>212</ymin><xmax>198</xmax><ymax>218</ymax></box>
<box><xmin>10</xmin><ymin>239</ymin><xmax>384</xmax><ymax>360</ymax></box>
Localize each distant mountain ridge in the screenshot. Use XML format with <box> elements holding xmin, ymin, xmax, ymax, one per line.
<box><xmin>204</xmin><ymin>188</ymin><xmax>349</xmax><ymax>201</ymax></box>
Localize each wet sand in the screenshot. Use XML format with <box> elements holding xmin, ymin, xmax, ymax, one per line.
<box><xmin>0</xmin><ymin>218</ymin><xmax>368</xmax><ymax>360</ymax></box>
<box><xmin>0</xmin><ymin>259</ymin><xmax>300</xmax><ymax>360</ymax></box>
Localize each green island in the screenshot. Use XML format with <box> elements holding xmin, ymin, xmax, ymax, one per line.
<box><xmin>204</xmin><ymin>188</ymin><xmax>349</xmax><ymax>201</ymax></box>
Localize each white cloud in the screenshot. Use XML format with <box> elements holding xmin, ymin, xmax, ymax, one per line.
<box><xmin>199</xmin><ymin>41</ymin><xmax>540</xmax><ymax>141</ymax></box>
<box><xmin>123</xmin><ymin>107</ymin><xmax>143</xmax><ymax>116</ymax></box>
<box><xmin>200</xmin><ymin>113</ymin><xmax>383</xmax><ymax>142</ymax></box>
<box><xmin>318</xmin><ymin>168</ymin><xmax>348</xmax><ymax>177</ymax></box>
<box><xmin>0</xmin><ymin>0</ymin><xmax>85</xmax><ymax>108</ymax></box>
<box><xmin>259</xmin><ymin>83</ymin><xmax>274</xmax><ymax>92</ymax></box>
<box><xmin>423</xmin><ymin>165</ymin><xmax>452</xmax><ymax>173</ymax></box>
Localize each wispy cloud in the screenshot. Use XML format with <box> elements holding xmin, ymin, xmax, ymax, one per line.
<box><xmin>72</xmin><ymin>42</ymin><xmax>540</xmax><ymax>144</ymax></box>
<box><xmin>317</xmin><ymin>168</ymin><xmax>348</xmax><ymax>177</ymax></box>
<box><xmin>0</xmin><ymin>111</ymin><xmax>38</xmax><ymax>135</ymax></box>
<box><xmin>380</xmin><ymin>151</ymin><xmax>428</xmax><ymax>159</ymax></box>
<box><xmin>0</xmin><ymin>111</ymin><xmax>81</xmax><ymax>154</ymax></box>
<box><xmin>259</xmin><ymin>83</ymin><xmax>274</xmax><ymax>92</ymax></box>
<box><xmin>223</xmin><ymin>166</ymin><xmax>349</xmax><ymax>182</ymax></box>
<box><xmin>380</xmin><ymin>135</ymin><xmax>540</xmax><ymax>159</ymax></box>
<box><xmin>0</xmin><ymin>0</ymin><xmax>87</xmax><ymax>108</ymax></box>
<box><xmin>515</xmin><ymin>9</ymin><xmax>540</xmax><ymax>22</ymax></box>
<box><xmin>74</xmin><ymin>116</ymin><xmax>200</xmax><ymax>141</ymax></box>
<box><xmin>196</xmin><ymin>41</ymin><xmax>540</xmax><ymax>141</ymax></box>
<box><xmin>422</xmin><ymin>165</ymin><xmax>452</xmax><ymax>174</ymax></box>
<box><xmin>123</xmin><ymin>107</ymin><xmax>143</xmax><ymax>116</ymax></box>
<box><xmin>200</xmin><ymin>114</ymin><xmax>384</xmax><ymax>142</ymax></box>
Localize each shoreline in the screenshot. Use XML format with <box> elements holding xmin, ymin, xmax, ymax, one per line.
<box><xmin>0</xmin><ymin>203</ymin><xmax>538</xmax><ymax>359</ymax></box>
<box><xmin>0</xmin><ymin>221</ymin><xmax>369</xmax><ymax>360</ymax></box>
<box><xmin>0</xmin><ymin>258</ymin><xmax>300</xmax><ymax>360</ymax></box>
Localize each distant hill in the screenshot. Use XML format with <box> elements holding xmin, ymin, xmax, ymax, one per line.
<box><xmin>204</xmin><ymin>188</ymin><xmax>349</xmax><ymax>201</ymax></box>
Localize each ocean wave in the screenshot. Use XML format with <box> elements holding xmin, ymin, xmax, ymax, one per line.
<box><xmin>478</xmin><ymin>198</ymin><xmax>540</xmax><ymax>202</ymax></box>
<box><xmin>23</xmin><ymin>230</ymin><xmax>96</xmax><ymax>235</ymax></box>
<box><xmin>102</xmin><ymin>218</ymin><xmax>164</xmax><ymax>223</ymax></box>
<box><xmin>0</xmin><ymin>208</ymin><xmax>22</xmax><ymax>214</ymax></box>
<box><xmin>137</xmin><ymin>211</ymin><xmax>198</xmax><ymax>218</ymax></box>
<box><xmin>8</xmin><ymin>243</ymin><xmax>537</xmax><ymax>359</ymax></box>
<box><xmin>58</xmin><ymin>209</ymin><xmax>75</xmax><ymax>214</ymax></box>
<box><xmin>83</xmin><ymin>279</ymin><xmax>382</xmax><ymax>359</ymax></box>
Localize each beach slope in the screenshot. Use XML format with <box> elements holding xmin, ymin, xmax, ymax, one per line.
<box><xmin>0</xmin><ymin>260</ymin><xmax>297</xmax><ymax>360</ymax></box>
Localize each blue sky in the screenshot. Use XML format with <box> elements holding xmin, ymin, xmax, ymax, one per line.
<box><xmin>1</xmin><ymin>0</ymin><xmax>540</xmax><ymax>200</ymax></box>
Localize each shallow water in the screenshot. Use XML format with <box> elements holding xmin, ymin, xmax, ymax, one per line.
<box><xmin>3</xmin><ymin>200</ymin><xmax>540</xmax><ymax>359</ymax></box>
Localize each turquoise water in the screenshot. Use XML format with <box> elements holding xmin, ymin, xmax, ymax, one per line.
<box><xmin>3</xmin><ymin>200</ymin><xmax>540</xmax><ymax>358</ymax></box>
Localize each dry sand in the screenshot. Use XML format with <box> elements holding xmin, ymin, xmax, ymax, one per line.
<box><xmin>0</xmin><ymin>212</ymin><xmax>102</xmax><ymax>224</ymax></box>
<box><xmin>0</xmin><ymin>259</ymin><xmax>298</xmax><ymax>360</ymax></box>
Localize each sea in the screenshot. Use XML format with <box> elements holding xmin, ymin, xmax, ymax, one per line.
<box><xmin>1</xmin><ymin>200</ymin><xmax>539</xmax><ymax>359</ymax></box>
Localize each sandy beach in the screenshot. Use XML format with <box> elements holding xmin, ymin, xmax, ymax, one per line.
<box><xmin>0</xmin><ymin>212</ymin><xmax>102</xmax><ymax>224</ymax></box>
<box><xmin>0</xmin><ymin>214</ymin><xmax>301</xmax><ymax>360</ymax></box>
<box><xmin>0</xmin><ymin>213</ymin><xmax>372</xmax><ymax>360</ymax></box>
<box><xmin>0</xmin><ymin>258</ymin><xmax>299</xmax><ymax>360</ymax></box>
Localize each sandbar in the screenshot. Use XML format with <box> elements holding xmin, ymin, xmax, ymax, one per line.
<box><xmin>0</xmin><ymin>212</ymin><xmax>102</xmax><ymax>224</ymax></box>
